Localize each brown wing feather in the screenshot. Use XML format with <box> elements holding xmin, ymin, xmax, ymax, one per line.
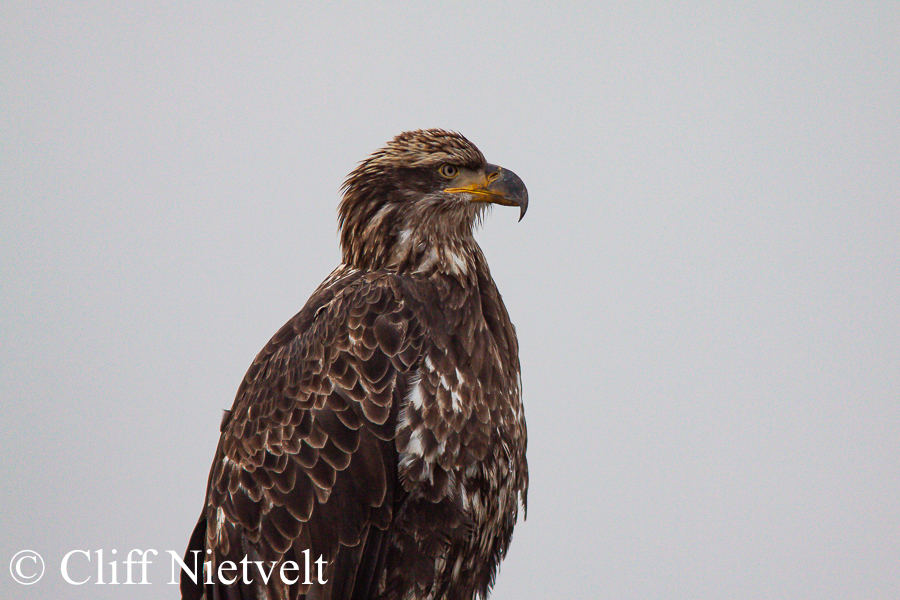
<box><xmin>183</xmin><ymin>270</ymin><xmax>424</xmax><ymax>600</ymax></box>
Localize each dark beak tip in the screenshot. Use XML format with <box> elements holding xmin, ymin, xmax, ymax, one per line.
<box><xmin>501</xmin><ymin>167</ymin><xmax>528</xmax><ymax>223</ymax></box>
<box><xmin>486</xmin><ymin>164</ymin><xmax>528</xmax><ymax>222</ymax></box>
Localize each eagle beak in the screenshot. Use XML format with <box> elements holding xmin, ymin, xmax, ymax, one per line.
<box><xmin>486</xmin><ymin>164</ymin><xmax>529</xmax><ymax>221</ymax></box>
<box><xmin>446</xmin><ymin>164</ymin><xmax>529</xmax><ymax>221</ymax></box>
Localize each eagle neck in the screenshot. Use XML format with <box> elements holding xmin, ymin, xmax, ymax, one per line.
<box><xmin>390</xmin><ymin>224</ymin><xmax>484</xmax><ymax>284</ymax></box>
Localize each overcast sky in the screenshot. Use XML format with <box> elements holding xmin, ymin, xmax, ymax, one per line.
<box><xmin>2</xmin><ymin>2</ymin><xmax>898</xmax><ymax>599</ymax></box>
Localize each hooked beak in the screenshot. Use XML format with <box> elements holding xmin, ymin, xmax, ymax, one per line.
<box><xmin>445</xmin><ymin>163</ymin><xmax>529</xmax><ymax>221</ymax></box>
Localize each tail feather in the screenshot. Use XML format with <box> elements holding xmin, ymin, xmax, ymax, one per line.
<box><xmin>182</xmin><ymin>516</ymin><xmax>208</xmax><ymax>600</ymax></box>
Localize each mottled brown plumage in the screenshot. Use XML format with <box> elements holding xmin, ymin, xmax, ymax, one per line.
<box><xmin>182</xmin><ymin>129</ymin><xmax>528</xmax><ymax>600</ymax></box>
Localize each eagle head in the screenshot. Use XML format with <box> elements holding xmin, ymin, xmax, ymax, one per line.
<box><xmin>338</xmin><ymin>129</ymin><xmax>528</xmax><ymax>272</ymax></box>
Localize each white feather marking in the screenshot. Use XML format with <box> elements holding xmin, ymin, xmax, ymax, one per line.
<box><xmin>214</xmin><ymin>506</ymin><xmax>226</xmax><ymax>543</ymax></box>
<box><xmin>414</xmin><ymin>247</ymin><xmax>439</xmax><ymax>273</ymax></box>
<box><xmin>408</xmin><ymin>379</ymin><xmax>425</xmax><ymax>409</ymax></box>
<box><xmin>460</xmin><ymin>489</ymin><xmax>471</xmax><ymax>511</ymax></box>
<box><xmin>406</xmin><ymin>430</ymin><xmax>424</xmax><ymax>458</ymax></box>
<box><xmin>446</xmin><ymin>250</ymin><xmax>467</xmax><ymax>274</ymax></box>
<box><xmin>450</xmin><ymin>390</ymin><xmax>462</xmax><ymax>411</ymax></box>
<box><xmin>399</xmin><ymin>429</ymin><xmax>433</xmax><ymax>483</ymax></box>
<box><xmin>452</xmin><ymin>555</ymin><xmax>464</xmax><ymax>578</ymax></box>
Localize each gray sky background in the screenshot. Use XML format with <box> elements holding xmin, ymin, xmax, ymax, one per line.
<box><xmin>2</xmin><ymin>2</ymin><xmax>897</xmax><ymax>599</ymax></box>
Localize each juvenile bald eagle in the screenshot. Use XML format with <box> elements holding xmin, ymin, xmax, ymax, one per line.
<box><xmin>182</xmin><ymin>129</ymin><xmax>529</xmax><ymax>600</ymax></box>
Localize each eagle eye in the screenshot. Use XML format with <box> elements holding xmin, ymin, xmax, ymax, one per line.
<box><xmin>438</xmin><ymin>164</ymin><xmax>459</xmax><ymax>179</ymax></box>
